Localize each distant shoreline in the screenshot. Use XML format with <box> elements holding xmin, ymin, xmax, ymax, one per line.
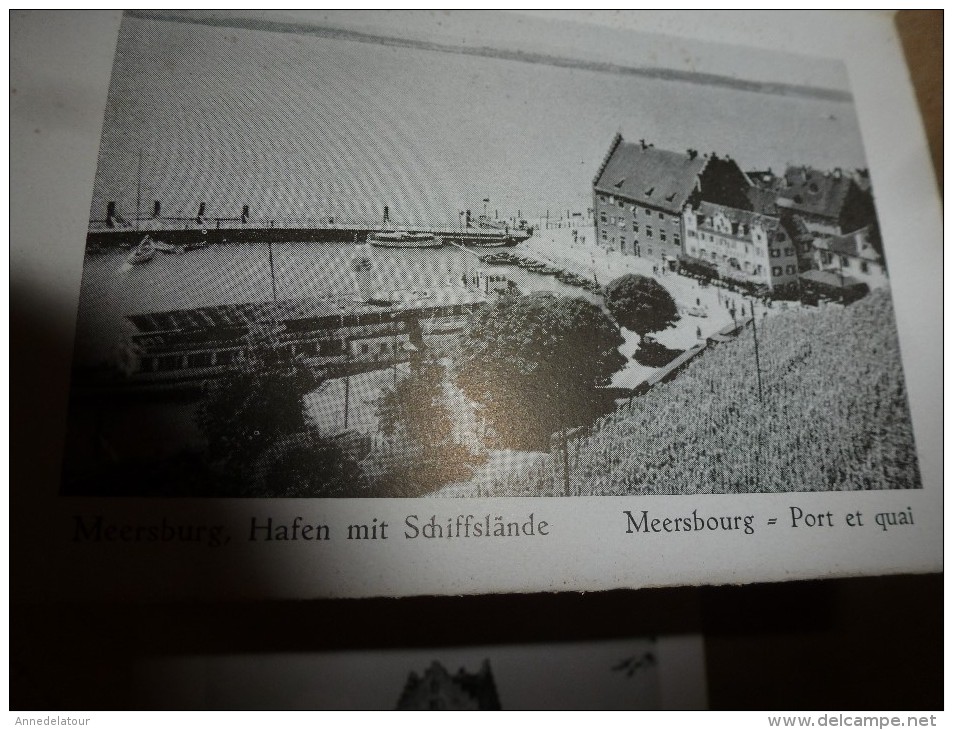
<box><xmin>126</xmin><ymin>9</ymin><xmax>853</xmax><ymax>103</ymax></box>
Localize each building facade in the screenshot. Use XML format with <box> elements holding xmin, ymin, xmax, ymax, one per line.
<box><xmin>812</xmin><ymin>225</ymin><xmax>887</xmax><ymax>290</ymax></box>
<box><xmin>592</xmin><ymin>135</ymin><xmax>753</xmax><ymax>263</ymax></box>
<box><xmin>686</xmin><ymin>202</ymin><xmax>800</xmax><ymax>290</ymax></box>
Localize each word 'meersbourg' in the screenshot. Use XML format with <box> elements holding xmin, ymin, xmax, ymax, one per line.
<box><xmin>624</xmin><ymin>509</ymin><xmax>755</xmax><ymax>536</ymax></box>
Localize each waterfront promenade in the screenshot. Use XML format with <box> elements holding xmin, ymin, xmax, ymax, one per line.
<box><xmin>512</xmin><ymin>223</ymin><xmax>744</xmax><ymax>388</ymax></box>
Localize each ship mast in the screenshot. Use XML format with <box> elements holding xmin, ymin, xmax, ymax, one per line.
<box><xmin>135</xmin><ymin>148</ymin><xmax>143</xmax><ymax>233</ymax></box>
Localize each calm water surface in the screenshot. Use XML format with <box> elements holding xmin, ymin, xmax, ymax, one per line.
<box><xmin>91</xmin><ymin>16</ymin><xmax>869</xmax><ymax>226</ymax></box>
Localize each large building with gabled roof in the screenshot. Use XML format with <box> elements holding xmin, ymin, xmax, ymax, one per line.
<box><xmin>591</xmin><ymin>134</ymin><xmax>752</xmax><ymax>263</ymax></box>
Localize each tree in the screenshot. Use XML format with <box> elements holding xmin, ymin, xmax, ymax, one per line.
<box><xmin>259</xmin><ymin>432</ymin><xmax>367</xmax><ymax>497</ymax></box>
<box><xmin>374</xmin><ymin>359</ymin><xmax>478</xmax><ymax>495</ymax></box>
<box><xmin>604</xmin><ymin>274</ymin><xmax>679</xmax><ymax>336</ymax></box>
<box><xmin>195</xmin><ymin>322</ymin><xmax>363</xmax><ymax>495</ymax></box>
<box><xmin>456</xmin><ymin>293</ymin><xmax>625</xmax><ymax>450</ymax></box>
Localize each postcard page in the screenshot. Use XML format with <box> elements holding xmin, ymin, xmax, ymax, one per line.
<box><xmin>10</xmin><ymin>10</ymin><xmax>941</xmax><ymax>600</ymax></box>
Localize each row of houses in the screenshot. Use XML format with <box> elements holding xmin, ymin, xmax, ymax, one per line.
<box><xmin>591</xmin><ymin>134</ymin><xmax>886</xmax><ymax>292</ymax></box>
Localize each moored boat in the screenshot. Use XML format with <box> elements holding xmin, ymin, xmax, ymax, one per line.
<box><xmin>369</xmin><ymin>231</ymin><xmax>443</xmax><ymax>248</ymax></box>
<box><xmin>127</xmin><ymin>236</ymin><xmax>157</xmax><ymax>264</ymax></box>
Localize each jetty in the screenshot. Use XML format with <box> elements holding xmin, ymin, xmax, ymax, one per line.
<box><xmin>86</xmin><ymin>217</ymin><xmax>533</xmax><ymax>248</ymax></box>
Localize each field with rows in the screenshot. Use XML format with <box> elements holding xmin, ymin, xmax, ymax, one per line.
<box><xmin>486</xmin><ymin>289</ymin><xmax>921</xmax><ymax>496</ymax></box>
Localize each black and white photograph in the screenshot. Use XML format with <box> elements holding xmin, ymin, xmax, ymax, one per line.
<box><xmin>63</xmin><ymin>10</ymin><xmax>922</xmax><ymax>499</ymax></box>
<box><xmin>131</xmin><ymin>636</ymin><xmax>705</xmax><ymax>710</ymax></box>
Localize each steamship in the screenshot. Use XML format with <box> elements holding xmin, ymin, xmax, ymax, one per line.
<box><xmin>98</xmin><ymin>249</ymin><xmax>513</xmax><ymax>394</ymax></box>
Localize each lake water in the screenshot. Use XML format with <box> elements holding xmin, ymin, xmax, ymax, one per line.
<box><xmin>90</xmin><ymin>15</ymin><xmax>869</xmax><ymax>227</ymax></box>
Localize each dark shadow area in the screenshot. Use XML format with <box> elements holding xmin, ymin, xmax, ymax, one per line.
<box><xmin>702</xmin><ymin>575</ymin><xmax>943</xmax><ymax>710</ymax></box>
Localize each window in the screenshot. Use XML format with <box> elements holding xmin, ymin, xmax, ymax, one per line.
<box><xmin>647</xmin><ymin>247</ymin><xmax>653</xmax><ymax>256</ymax></box>
<box><xmin>785</xmin><ymin>265</ymin><xmax>796</xmax><ymax>275</ymax></box>
<box><xmin>646</xmin><ymin>226</ymin><xmax>653</xmax><ymax>238</ymax></box>
<box><xmin>361</xmin><ymin>343</ymin><xmax>369</xmax><ymax>354</ymax></box>
<box><xmin>770</xmin><ymin>248</ymin><xmax>780</xmax><ymax>258</ymax></box>
<box><xmin>658</xmin><ymin>212</ymin><xmax>664</xmax><ymax>220</ymax></box>
<box><xmin>601</xmin><ymin>229</ymin><xmax>607</xmax><ymax>240</ymax></box>
<box><xmin>840</xmin><ymin>256</ymin><xmax>849</xmax><ymax>267</ymax></box>
<box><xmin>660</xmin><ymin>231</ymin><xmax>667</xmax><ymax>242</ymax></box>
<box><xmin>633</xmin><ymin>222</ymin><xmax>639</xmax><ymax>233</ymax></box>
<box><xmin>618</xmin><ymin>199</ymin><xmax>624</xmax><ymax>208</ymax></box>
<box><xmin>600</xmin><ymin>212</ymin><xmax>607</xmax><ymax>223</ymax></box>
<box><xmin>157</xmin><ymin>355</ymin><xmax>182</xmax><ymax>371</ymax></box>
<box><xmin>784</xmin><ymin>247</ymin><xmax>794</xmax><ymax>257</ymax></box>
<box><xmin>674</xmin><ymin>233</ymin><xmax>681</xmax><ymax>246</ymax></box>
<box><xmin>860</xmin><ymin>261</ymin><xmax>869</xmax><ymax>273</ymax></box>
<box><xmin>188</xmin><ymin>352</ymin><xmax>214</xmax><ymax>368</ymax></box>
<box><xmin>688</xmin><ymin>229</ymin><xmax>696</xmax><ymax>238</ymax></box>
<box><xmin>620</xmin><ymin>236</ymin><xmax>626</xmax><ymax>250</ymax></box>
<box><xmin>772</xmin><ymin>266</ymin><xmax>782</xmax><ymax>277</ymax></box>
<box><xmin>644</xmin><ymin>208</ymin><xmax>651</xmax><ymax>216</ymax></box>
<box><xmin>599</xmin><ymin>195</ymin><xmax>607</xmax><ymax>203</ymax></box>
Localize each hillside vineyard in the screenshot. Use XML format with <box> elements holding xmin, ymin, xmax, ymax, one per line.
<box><xmin>487</xmin><ymin>290</ymin><xmax>919</xmax><ymax>496</ymax></box>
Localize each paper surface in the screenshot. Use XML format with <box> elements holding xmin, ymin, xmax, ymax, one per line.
<box><xmin>11</xmin><ymin>11</ymin><xmax>942</xmax><ymax>600</ymax></box>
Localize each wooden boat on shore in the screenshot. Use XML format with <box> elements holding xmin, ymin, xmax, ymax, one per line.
<box><xmin>369</xmin><ymin>231</ymin><xmax>443</xmax><ymax>248</ymax></box>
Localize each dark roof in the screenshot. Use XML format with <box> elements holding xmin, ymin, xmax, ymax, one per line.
<box><xmin>594</xmin><ymin>139</ymin><xmax>707</xmax><ymax>213</ymax></box>
<box><xmin>746</xmin><ymin>185</ymin><xmax>780</xmax><ymax>215</ymax></box>
<box><xmin>775</xmin><ymin>166</ymin><xmax>855</xmax><ymax>221</ymax></box>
